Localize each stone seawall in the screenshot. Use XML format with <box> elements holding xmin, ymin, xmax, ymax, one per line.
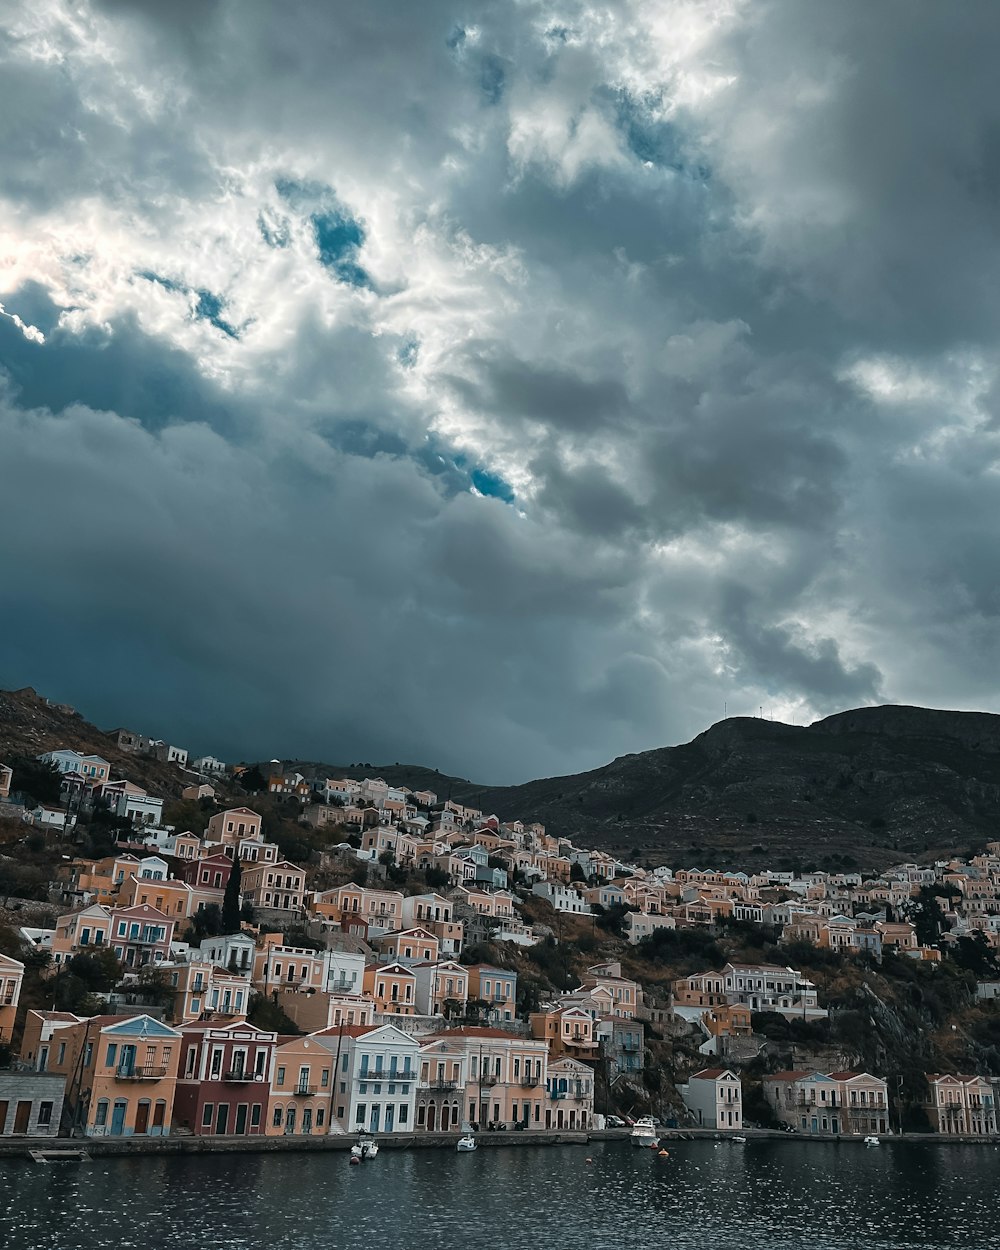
<box><xmin>0</xmin><ymin>1129</ymin><xmax>595</xmax><ymax>1158</ymax></box>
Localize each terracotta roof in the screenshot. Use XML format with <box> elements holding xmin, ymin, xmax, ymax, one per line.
<box><xmin>691</xmin><ymin>1068</ymin><xmax>737</xmax><ymax>1080</ymax></box>
<box><xmin>423</xmin><ymin>1027</ymin><xmax>539</xmax><ymax>1041</ymax></box>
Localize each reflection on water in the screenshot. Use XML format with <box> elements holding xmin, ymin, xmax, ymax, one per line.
<box><xmin>1</xmin><ymin>1139</ymin><xmax>998</xmax><ymax>1250</ymax></box>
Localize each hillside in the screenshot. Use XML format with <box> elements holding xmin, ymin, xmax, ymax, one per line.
<box><xmin>0</xmin><ymin>686</ymin><xmax>200</xmax><ymax>801</ymax></box>
<box><xmin>307</xmin><ymin>706</ymin><xmax>1000</xmax><ymax>871</ymax></box>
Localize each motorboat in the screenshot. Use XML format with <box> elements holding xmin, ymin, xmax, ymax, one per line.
<box><xmin>457</xmin><ymin>1135</ymin><xmax>477</xmax><ymax>1152</ymax></box>
<box><xmin>731</xmin><ymin>1135</ymin><xmax>747</xmax><ymax>1144</ymax></box>
<box><xmin>864</xmin><ymin>1135</ymin><xmax>881</xmax><ymax>1147</ymax></box>
<box><xmin>630</xmin><ymin>1117</ymin><xmax>659</xmax><ymax>1148</ymax></box>
<box><xmin>351</xmin><ymin>1132</ymin><xmax>379</xmax><ymax>1160</ymax></box>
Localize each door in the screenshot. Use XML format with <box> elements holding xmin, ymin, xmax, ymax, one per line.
<box><xmin>0</xmin><ymin>1102</ymin><xmax>8</xmax><ymax>1134</ymax></box>
<box><xmin>384</xmin><ymin>1105</ymin><xmax>393</xmax><ymax>1132</ymax></box>
<box><xmin>235</xmin><ymin>1104</ymin><xmax>248</xmax><ymax>1135</ymax></box>
<box><xmin>284</xmin><ymin>1105</ymin><xmax>296</xmax><ymax>1135</ymax></box>
<box><xmin>111</xmin><ymin>1101</ymin><xmax>128</xmax><ymax>1136</ymax></box>
<box><xmin>216</xmin><ymin>1104</ymin><xmax>230</xmax><ymax>1134</ymax></box>
<box><xmin>119</xmin><ymin>1045</ymin><xmax>137</xmax><ymax>1077</ymax></box>
<box><xmin>302</xmin><ymin>1107</ymin><xmax>312</xmax><ymax>1134</ymax></box>
<box><xmin>134</xmin><ymin>1101</ymin><xmax>150</xmax><ymax>1135</ymax></box>
<box><xmin>426</xmin><ymin>1103</ymin><xmax>436</xmax><ymax>1131</ymax></box>
<box><xmin>13</xmin><ymin>1101</ymin><xmax>32</xmax><ymax>1135</ymax></box>
<box><xmin>369</xmin><ymin>1105</ymin><xmax>380</xmax><ymax>1133</ymax></box>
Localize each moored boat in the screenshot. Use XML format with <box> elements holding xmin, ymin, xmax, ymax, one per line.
<box><xmin>864</xmin><ymin>1135</ymin><xmax>880</xmax><ymax>1147</ymax></box>
<box><xmin>457</xmin><ymin>1135</ymin><xmax>477</xmax><ymax>1152</ymax></box>
<box><xmin>630</xmin><ymin>1117</ymin><xmax>659</xmax><ymax>1148</ymax></box>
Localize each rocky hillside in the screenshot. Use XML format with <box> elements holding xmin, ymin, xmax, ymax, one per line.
<box><xmin>0</xmin><ymin>686</ymin><xmax>197</xmax><ymax>800</ymax></box>
<box><xmin>313</xmin><ymin>706</ymin><xmax>1000</xmax><ymax>871</ymax></box>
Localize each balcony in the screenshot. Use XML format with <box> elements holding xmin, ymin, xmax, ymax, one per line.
<box><xmin>549</xmin><ymin>1089</ymin><xmax>566</xmax><ymax>1100</ymax></box>
<box><xmin>293</xmin><ymin>1083</ymin><xmax>317</xmax><ymax>1097</ymax></box>
<box><xmin>224</xmin><ymin>1069</ymin><xmax>257</xmax><ymax>1082</ymax></box>
<box><xmin>420</xmin><ymin>1080</ymin><xmax>458</xmax><ymax>1092</ymax></box>
<box><xmin>479</xmin><ymin>1075</ymin><xmax>497</xmax><ymax>1088</ymax></box>
<box><xmin>520</xmin><ymin>1076</ymin><xmax>539</xmax><ymax>1088</ymax></box>
<box><xmin>116</xmin><ymin>1065</ymin><xmax>167</xmax><ymax>1081</ymax></box>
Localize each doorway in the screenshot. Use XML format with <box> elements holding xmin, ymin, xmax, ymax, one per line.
<box><xmin>215</xmin><ymin>1103</ymin><xmax>230</xmax><ymax>1134</ymax></box>
<box><xmin>134</xmin><ymin>1101</ymin><xmax>150</xmax><ymax>1135</ymax></box>
<box><xmin>235</xmin><ymin>1104</ymin><xmax>248</xmax><ymax>1135</ymax></box>
<box><xmin>13</xmin><ymin>1101</ymin><xmax>32</xmax><ymax>1135</ymax></box>
<box><xmin>111</xmin><ymin>1101</ymin><xmax>128</xmax><ymax>1136</ymax></box>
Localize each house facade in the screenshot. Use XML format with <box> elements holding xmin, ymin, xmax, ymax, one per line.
<box><xmin>173</xmin><ymin>1021</ymin><xmax>277</xmax><ymax>1136</ymax></box>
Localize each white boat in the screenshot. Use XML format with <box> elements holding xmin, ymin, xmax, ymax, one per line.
<box><xmin>864</xmin><ymin>1135</ymin><xmax>880</xmax><ymax>1147</ymax></box>
<box><xmin>457</xmin><ymin>1135</ymin><xmax>477</xmax><ymax>1152</ymax></box>
<box><xmin>630</xmin><ymin>1117</ymin><xmax>659</xmax><ymax>1148</ymax></box>
<box><xmin>351</xmin><ymin>1132</ymin><xmax>379</xmax><ymax>1160</ymax></box>
<box><xmin>731</xmin><ymin>1135</ymin><xmax>747</xmax><ymax>1144</ymax></box>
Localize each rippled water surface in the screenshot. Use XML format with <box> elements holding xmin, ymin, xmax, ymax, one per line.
<box><xmin>1</xmin><ymin>1139</ymin><xmax>998</xmax><ymax>1250</ymax></box>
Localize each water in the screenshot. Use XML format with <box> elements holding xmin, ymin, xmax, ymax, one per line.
<box><xmin>1</xmin><ymin>1139</ymin><xmax>997</xmax><ymax>1250</ymax></box>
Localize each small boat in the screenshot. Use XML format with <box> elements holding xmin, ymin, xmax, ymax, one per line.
<box><xmin>864</xmin><ymin>1135</ymin><xmax>880</xmax><ymax>1147</ymax></box>
<box><xmin>731</xmin><ymin>1135</ymin><xmax>747</xmax><ymax>1144</ymax></box>
<box><xmin>351</xmin><ymin>1132</ymin><xmax>379</xmax><ymax>1160</ymax></box>
<box><xmin>630</xmin><ymin>1116</ymin><xmax>659</xmax><ymax>1148</ymax></box>
<box><xmin>457</xmin><ymin>1135</ymin><xmax>477</xmax><ymax>1152</ymax></box>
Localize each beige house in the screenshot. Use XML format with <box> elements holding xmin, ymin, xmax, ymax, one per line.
<box><xmin>925</xmin><ymin>1074</ymin><xmax>997</xmax><ymax>1135</ymax></box>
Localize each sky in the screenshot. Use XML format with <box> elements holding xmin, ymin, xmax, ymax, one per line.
<box><xmin>3</xmin><ymin>1</ymin><xmax>1000</xmax><ymax>783</ymax></box>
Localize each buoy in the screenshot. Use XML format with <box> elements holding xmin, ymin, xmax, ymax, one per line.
<box><xmin>349</xmin><ymin>1155</ymin><xmax>361</xmax><ymax>1166</ymax></box>
<box><xmin>658</xmin><ymin>1149</ymin><xmax>670</xmax><ymax>1158</ymax></box>
<box><xmin>585</xmin><ymin>1157</ymin><xmax>593</xmax><ymax>1164</ymax></box>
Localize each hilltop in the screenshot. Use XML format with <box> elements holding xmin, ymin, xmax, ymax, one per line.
<box><xmin>306</xmin><ymin>706</ymin><xmax>1000</xmax><ymax>871</ymax></box>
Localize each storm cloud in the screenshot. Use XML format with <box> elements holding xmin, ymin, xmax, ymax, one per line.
<box><xmin>2</xmin><ymin>1</ymin><xmax>1000</xmax><ymax>781</ymax></box>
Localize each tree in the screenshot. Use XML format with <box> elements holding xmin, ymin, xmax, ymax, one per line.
<box><xmin>907</xmin><ymin>886</ymin><xmax>950</xmax><ymax>947</ymax></box>
<box><xmin>222</xmin><ymin>855</ymin><xmax>243</xmax><ymax>934</ymax></box>
<box><xmin>569</xmin><ymin>862</ymin><xmax>586</xmax><ymax>883</ymax></box>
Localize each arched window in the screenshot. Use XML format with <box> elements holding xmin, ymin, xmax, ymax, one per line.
<box><xmin>94</xmin><ymin>1100</ymin><xmax>109</xmax><ymax>1129</ymax></box>
<box><xmin>272</xmin><ymin>1104</ymin><xmax>283</xmax><ymax>1128</ymax></box>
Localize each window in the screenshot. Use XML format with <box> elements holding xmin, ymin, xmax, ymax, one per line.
<box><xmin>106</xmin><ymin>1044</ymin><xmax>118</xmax><ymax>1067</ymax></box>
<box><xmin>83</xmin><ymin>1042</ymin><xmax>93</xmax><ymax>1068</ymax></box>
<box><xmin>398</xmin><ymin>1105</ymin><xmax>408</xmax><ymax>1125</ymax></box>
<box><xmin>251</xmin><ymin>1105</ymin><xmax>262</xmax><ymax>1128</ymax></box>
<box><xmin>37</xmin><ymin>1102</ymin><xmax>53</xmax><ymax>1127</ymax></box>
<box><xmin>202</xmin><ymin>1104</ymin><xmax>215</xmax><ymax>1127</ymax></box>
<box><xmin>321</xmin><ymin>1069</ymin><xmax>330</xmax><ymax>1088</ymax></box>
<box><xmin>272</xmin><ymin>1106</ymin><xmax>283</xmax><ymax>1127</ymax></box>
<box><xmin>95</xmin><ymin>1101</ymin><xmax>109</xmax><ymax>1127</ymax></box>
<box><xmin>277</xmin><ymin>1067</ymin><xmax>286</xmax><ymax>1085</ymax></box>
<box><xmin>356</xmin><ymin>1104</ymin><xmax>366</xmax><ymax>1122</ymax></box>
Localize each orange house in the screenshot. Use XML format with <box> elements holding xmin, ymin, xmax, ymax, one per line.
<box><xmin>22</xmin><ymin>1011</ymin><xmax>181</xmax><ymax>1136</ymax></box>
<box><xmin>363</xmin><ymin>961</ymin><xmax>417</xmax><ymax>1016</ymax></box>
<box><xmin>266</xmin><ymin>1036</ymin><xmax>336</xmax><ymax>1136</ymax></box>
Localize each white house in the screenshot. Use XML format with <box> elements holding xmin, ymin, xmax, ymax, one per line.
<box><xmin>316</xmin><ymin>1022</ymin><xmax>420</xmax><ymax>1134</ymax></box>
<box><xmin>681</xmin><ymin>1068</ymin><xmax>743</xmax><ymax>1131</ymax></box>
<box><xmin>39</xmin><ymin>751</ymin><xmax>111</xmax><ymax>782</ymax></box>
<box><xmin>531</xmin><ymin>882</ymin><xmax>592</xmax><ymax>915</ymax></box>
<box><xmin>114</xmin><ymin>792</ymin><xmax>164</xmax><ymax>826</ymax></box>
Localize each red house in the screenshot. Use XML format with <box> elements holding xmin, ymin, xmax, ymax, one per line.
<box><xmin>173</xmin><ymin>1020</ymin><xmax>277</xmax><ymax>1135</ymax></box>
<box><xmin>177</xmin><ymin>853</ymin><xmax>234</xmax><ymax>891</ymax></box>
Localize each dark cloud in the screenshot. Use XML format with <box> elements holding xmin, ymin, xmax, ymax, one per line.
<box><xmin>2</xmin><ymin>1</ymin><xmax>1000</xmax><ymax>779</ymax></box>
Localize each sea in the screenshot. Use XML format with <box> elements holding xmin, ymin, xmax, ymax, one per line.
<box><xmin>1</xmin><ymin>1137</ymin><xmax>997</xmax><ymax>1250</ymax></box>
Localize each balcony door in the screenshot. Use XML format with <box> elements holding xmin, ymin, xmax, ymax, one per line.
<box><xmin>119</xmin><ymin>1045</ymin><xmax>137</xmax><ymax>1077</ymax></box>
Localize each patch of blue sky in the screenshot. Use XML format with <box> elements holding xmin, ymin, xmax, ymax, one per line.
<box><xmin>397</xmin><ymin>338</ymin><xmax>419</xmax><ymax>368</ymax></box>
<box><xmin>471</xmin><ymin>466</ymin><xmax>516</xmax><ymax>503</ymax></box>
<box><xmin>311</xmin><ymin>208</ymin><xmax>371</xmax><ymax>289</ymax></box>
<box><xmin>607</xmin><ymin>88</ymin><xmax>709</xmax><ymax>180</ymax></box>
<box><xmin>137</xmin><ymin>271</ymin><xmax>239</xmax><ymax>338</ymax></box>
<box><xmin>446</xmin><ymin>26</ymin><xmax>466</xmax><ymax>51</ymax></box>
<box><xmin>193</xmin><ymin>289</ymin><xmax>239</xmax><ymax>339</ymax></box>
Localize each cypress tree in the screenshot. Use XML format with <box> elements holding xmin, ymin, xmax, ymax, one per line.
<box><xmin>222</xmin><ymin>855</ymin><xmax>243</xmax><ymax>934</ymax></box>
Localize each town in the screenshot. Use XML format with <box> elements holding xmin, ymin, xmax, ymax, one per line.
<box><xmin>1</xmin><ymin>707</ymin><xmax>999</xmax><ymax>1148</ymax></box>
